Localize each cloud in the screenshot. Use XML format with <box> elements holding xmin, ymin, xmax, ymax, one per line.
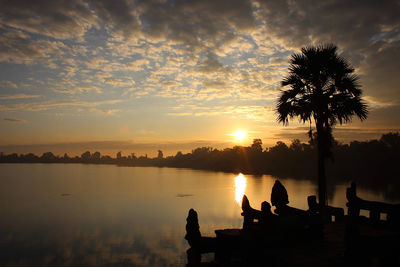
<box><xmin>3</xmin><ymin>118</ymin><xmax>26</xmax><ymax>123</ymax></box>
<box><xmin>0</xmin><ymin>0</ymin><xmax>399</xmax><ymax>146</ymax></box>
<box><xmin>78</xmin><ymin>85</ymin><xmax>102</xmax><ymax>94</ymax></box>
<box><xmin>364</xmin><ymin>96</ymin><xmax>397</xmax><ymax>109</ymax></box>
<box><xmin>255</xmin><ymin>0</ymin><xmax>399</xmax><ymax>50</ymax></box>
<box><xmin>0</xmin><ymin>99</ymin><xmax>122</xmax><ymax>111</ymax></box>
<box><xmin>53</xmin><ymin>88</ymin><xmax>76</xmax><ymax>94</ymax></box>
<box><xmin>168</xmin><ymin>104</ymin><xmax>275</xmax><ymax>122</ymax></box>
<box><xmin>0</xmin><ymin>0</ymin><xmax>97</xmax><ymax>39</ymax></box>
<box><xmin>197</xmin><ymin>53</ymin><xmax>229</xmax><ymax>73</ymax></box>
<box><xmin>0</xmin><ymin>27</ymin><xmax>66</xmax><ymax>65</ymax></box>
<box><xmin>105</xmin><ymin>79</ymin><xmax>133</xmax><ymax>87</ymax></box>
<box><xmin>89</xmin><ymin>108</ymin><xmax>120</xmax><ymax>115</ymax></box>
<box><xmin>135</xmin><ymin>0</ymin><xmax>255</xmax><ymax>50</ymax></box>
<box><xmin>0</xmin><ymin>80</ymin><xmax>18</xmax><ymax>89</ymax></box>
<box><xmin>89</xmin><ymin>0</ymin><xmax>141</xmax><ymax>40</ymax></box>
<box><xmin>84</xmin><ymin>58</ymin><xmax>108</xmax><ymax>69</ymax></box>
<box><xmin>272</xmin><ymin>125</ymin><xmax>400</xmax><ymax>145</ymax></box>
<box><xmin>358</xmin><ymin>44</ymin><xmax>400</xmax><ymax>102</ymax></box>
<box><xmin>0</xmin><ymin>94</ymin><xmax>40</xmax><ymax>100</ymax></box>
<box><xmin>126</xmin><ymin>59</ymin><xmax>151</xmax><ymax>71</ymax></box>
<box><xmin>253</xmin><ymin>0</ymin><xmax>400</xmax><ymax>103</ymax></box>
<box><xmin>268</xmin><ymin>56</ymin><xmax>288</xmax><ymax>65</ymax></box>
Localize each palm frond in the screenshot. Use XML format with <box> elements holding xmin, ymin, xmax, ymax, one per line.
<box><xmin>277</xmin><ymin>43</ymin><xmax>369</xmax><ymax>139</ymax></box>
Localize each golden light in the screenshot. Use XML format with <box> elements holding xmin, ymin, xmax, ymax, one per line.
<box><xmin>230</xmin><ymin>130</ymin><xmax>247</xmax><ymax>142</ymax></box>
<box><xmin>234</xmin><ymin>173</ymin><xmax>247</xmax><ymax>205</ymax></box>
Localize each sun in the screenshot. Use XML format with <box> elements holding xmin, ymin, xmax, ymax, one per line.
<box><xmin>230</xmin><ymin>130</ymin><xmax>247</xmax><ymax>142</ymax></box>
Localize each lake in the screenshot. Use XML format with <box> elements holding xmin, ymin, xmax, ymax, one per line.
<box><xmin>0</xmin><ymin>164</ymin><xmax>393</xmax><ymax>266</ymax></box>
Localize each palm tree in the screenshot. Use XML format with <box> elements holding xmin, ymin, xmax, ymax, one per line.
<box><xmin>277</xmin><ymin>44</ymin><xmax>368</xmax><ymax>206</ymax></box>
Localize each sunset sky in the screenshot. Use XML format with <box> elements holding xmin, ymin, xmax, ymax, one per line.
<box><xmin>0</xmin><ymin>0</ymin><xmax>399</xmax><ymax>156</ymax></box>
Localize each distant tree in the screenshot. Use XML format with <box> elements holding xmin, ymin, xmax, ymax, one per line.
<box><xmin>101</xmin><ymin>155</ymin><xmax>112</xmax><ymax>161</ymax></box>
<box><xmin>41</xmin><ymin>152</ymin><xmax>57</xmax><ymax>161</ymax></box>
<box><xmin>157</xmin><ymin>150</ymin><xmax>164</xmax><ymax>159</ymax></box>
<box><xmin>269</xmin><ymin>141</ymin><xmax>289</xmax><ymax>154</ymax></box>
<box><xmin>22</xmin><ymin>153</ymin><xmax>38</xmax><ymax>162</ymax></box>
<box><xmin>117</xmin><ymin>151</ymin><xmax>122</xmax><ymax>159</ymax></box>
<box><xmin>192</xmin><ymin>147</ymin><xmax>212</xmax><ymax>156</ymax></box>
<box><xmin>380</xmin><ymin>132</ymin><xmax>400</xmax><ymax>149</ymax></box>
<box><xmin>81</xmin><ymin>151</ymin><xmax>91</xmax><ymax>160</ymax></box>
<box><xmin>251</xmin><ymin>139</ymin><xmax>263</xmax><ymax>153</ymax></box>
<box><xmin>277</xmin><ymin>44</ymin><xmax>368</xmax><ymax>205</ymax></box>
<box><xmin>289</xmin><ymin>139</ymin><xmax>303</xmax><ymax>152</ymax></box>
<box><xmin>92</xmin><ymin>151</ymin><xmax>101</xmax><ymax>160</ymax></box>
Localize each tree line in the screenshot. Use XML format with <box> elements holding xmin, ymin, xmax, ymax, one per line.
<box><xmin>1</xmin><ymin>132</ymin><xmax>399</xmax><ymax>191</ymax></box>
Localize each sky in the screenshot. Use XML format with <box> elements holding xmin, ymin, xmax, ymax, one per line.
<box><xmin>0</xmin><ymin>0</ymin><xmax>399</xmax><ymax>157</ymax></box>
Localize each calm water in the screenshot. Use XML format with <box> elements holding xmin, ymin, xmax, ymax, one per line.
<box><xmin>0</xmin><ymin>164</ymin><xmax>393</xmax><ymax>266</ymax></box>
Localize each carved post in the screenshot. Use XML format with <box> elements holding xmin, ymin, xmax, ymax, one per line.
<box><xmin>241</xmin><ymin>195</ymin><xmax>253</xmax><ymax>230</ymax></box>
<box><xmin>185</xmin><ymin>209</ymin><xmax>201</xmax><ymax>248</ymax></box>
<box><xmin>346</xmin><ymin>182</ymin><xmax>360</xmax><ymax>219</ymax></box>
<box><xmin>345</xmin><ymin>182</ymin><xmax>360</xmax><ymax>257</ymax></box>
<box><xmin>186</xmin><ymin>247</ymin><xmax>201</xmax><ymax>267</ymax></box>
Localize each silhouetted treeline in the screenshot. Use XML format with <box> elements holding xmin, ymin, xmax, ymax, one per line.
<box><xmin>1</xmin><ymin>133</ymin><xmax>399</xmax><ymax>198</ymax></box>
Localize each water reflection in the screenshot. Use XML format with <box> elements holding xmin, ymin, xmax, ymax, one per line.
<box><xmin>0</xmin><ymin>164</ymin><xmax>397</xmax><ymax>266</ymax></box>
<box><xmin>234</xmin><ymin>173</ymin><xmax>247</xmax><ymax>205</ymax></box>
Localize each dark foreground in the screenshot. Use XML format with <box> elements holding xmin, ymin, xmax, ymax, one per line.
<box><xmin>188</xmin><ymin>222</ymin><xmax>398</xmax><ymax>267</ymax></box>
<box><xmin>185</xmin><ymin>182</ymin><xmax>400</xmax><ymax>266</ymax></box>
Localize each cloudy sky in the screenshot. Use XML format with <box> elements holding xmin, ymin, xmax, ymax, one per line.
<box><xmin>0</xmin><ymin>0</ymin><xmax>399</xmax><ymax>156</ymax></box>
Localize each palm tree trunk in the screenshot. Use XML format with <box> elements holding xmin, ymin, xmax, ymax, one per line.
<box><xmin>316</xmin><ymin>122</ymin><xmax>327</xmax><ymax>207</ymax></box>
<box><xmin>317</xmin><ymin>143</ymin><xmax>327</xmax><ymax>206</ymax></box>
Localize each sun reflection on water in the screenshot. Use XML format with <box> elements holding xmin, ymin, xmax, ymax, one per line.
<box><xmin>234</xmin><ymin>173</ymin><xmax>247</xmax><ymax>204</ymax></box>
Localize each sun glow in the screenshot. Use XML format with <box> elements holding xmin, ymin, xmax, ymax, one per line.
<box><xmin>230</xmin><ymin>130</ymin><xmax>247</xmax><ymax>142</ymax></box>
<box><xmin>234</xmin><ymin>173</ymin><xmax>247</xmax><ymax>204</ymax></box>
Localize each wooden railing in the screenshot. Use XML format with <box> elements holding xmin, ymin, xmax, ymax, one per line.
<box><xmin>346</xmin><ymin>182</ymin><xmax>400</xmax><ymax>226</ymax></box>
<box><xmin>307</xmin><ymin>195</ymin><xmax>344</xmax><ymax>222</ymax></box>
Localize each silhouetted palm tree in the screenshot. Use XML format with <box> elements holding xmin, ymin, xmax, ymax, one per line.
<box><xmin>277</xmin><ymin>44</ymin><xmax>368</xmax><ymax>206</ymax></box>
